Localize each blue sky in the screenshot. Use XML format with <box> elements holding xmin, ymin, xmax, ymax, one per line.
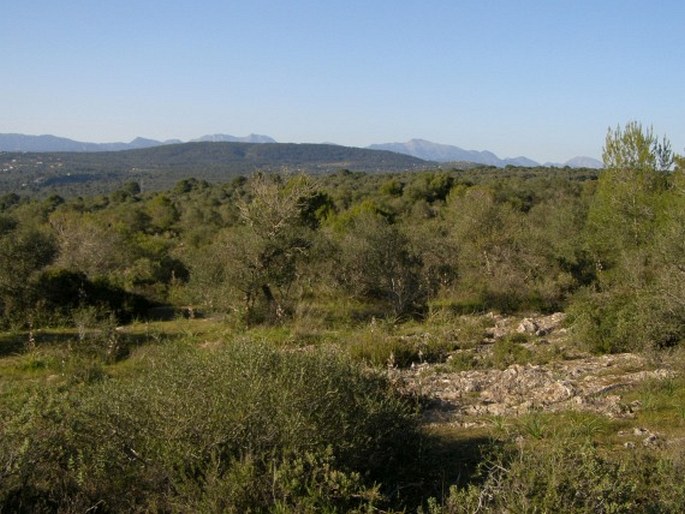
<box><xmin>2</xmin><ymin>1</ymin><xmax>684</xmax><ymax>163</ymax></box>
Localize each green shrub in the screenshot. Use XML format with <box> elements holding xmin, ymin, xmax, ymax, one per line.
<box><xmin>430</xmin><ymin>439</ymin><xmax>685</xmax><ymax>513</ymax></box>
<box><xmin>445</xmin><ymin>350</ymin><xmax>478</xmax><ymax>371</ymax></box>
<box><xmin>172</xmin><ymin>449</ymin><xmax>382</xmax><ymax>514</ymax></box>
<box><xmin>27</xmin><ymin>269</ymin><xmax>153</xmax><ymax>328</ymax></box>
<box><xmin>347</xmin><ymin>329</ymin><xmax>419</xmax><ymax>367</ymax></box>
<box><xmin>489</xmin><ymin>335</ymin><xmax>533</xmax><ymax>369</ymax></box>
<box><xmin>0</xmin><ymin>340</ymin><xmax>418</xmax><ymax>512</ymax></box>
<box><xmin>568</xmin><ymin>286</ymin><xmax>685</xmax><ymax>354</ymax></box>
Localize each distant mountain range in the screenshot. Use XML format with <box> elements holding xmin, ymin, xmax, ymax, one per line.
<box><xmin>368</xmin><ymin>139</ymin><xmax>602</xmax><ymax>169</ymax></box>
<box><xmin>0</xmin><ymin>133</ymin><xmax>602</xmax><ymax>169</ymax></box>
<box><xmin>0</xmin><ymin>133</ymin><xmax>276</xmax><ymax>153</ymax></box>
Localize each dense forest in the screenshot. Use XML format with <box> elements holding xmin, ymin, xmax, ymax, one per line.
<box><xmin>1</xmin><ymin>122</ymin><xmax>685</xmax><ymax>512</ymax></box>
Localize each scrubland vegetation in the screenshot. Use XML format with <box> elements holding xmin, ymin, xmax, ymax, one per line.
<box><xmin>1</xmin><ymin>122</ymin><xmax>685</xmax><ymax>512</ymax></box>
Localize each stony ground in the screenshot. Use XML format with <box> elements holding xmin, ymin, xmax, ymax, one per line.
<box><xmin>391</xmin><ymin>313</ymin><xmax>676</xmax><ymax>429</ymax></box>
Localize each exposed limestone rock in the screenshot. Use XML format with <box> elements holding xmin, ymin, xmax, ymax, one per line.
<box><xmin>393</xmin><ymin>353</ymin><xmax>675</xmax><ymax>426</ymax></box>
<box><xmin>484</xmin><ymin>312</ymin><xmax>567</xmax><ymax>342</ymax></box>
<box><xmin>516</xmin><ymin>318</ymin><xmax>539</xmax><ymax>334</ymax></box>
<box><xmin>388</xmin><ymin>312</ymin><xmax>676</xmax><ymax>429</ymax></box>
<box><xmin>516</xmin><ymin>313</ymin><xmax>566</xmax><ymax>337</ymax></box>
<box><xmin>619</xmin><ymin>427</ymin><xmax>667</xmax><ymax>448</ymax></box>
<box><xmin>482</xmin><ymin>312</ymin><xmax>517</xmax><ymax>341</ymax></box>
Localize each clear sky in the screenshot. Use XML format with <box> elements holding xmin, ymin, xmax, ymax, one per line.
<box><xmin>2</xmin><ymin>0</ymin><xmax>684</xmax><ymax>163</ymax></box>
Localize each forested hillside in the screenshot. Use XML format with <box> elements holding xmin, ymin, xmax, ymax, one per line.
<box><xmin>0</xmin><ymin>141</ymin><xmax>430</xmax><ymax>197</ymax></box>
<box><xmin>1</xmin><ymin>123</ymin><xmax>684</xmax><ymax>512</ymax></box>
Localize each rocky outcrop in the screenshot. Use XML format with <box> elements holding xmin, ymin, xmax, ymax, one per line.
<box><xmin>383</xmin><ymin>311</ymin><xmax>679</xmax><ymax>430</ymax></box>
<box><xmin>484</xmin><ymin>312</ymin><xmax>566</xmax><ymax>342</ymax></box>
<box><xmin>397</xmin><ymin>353</ymin><xmax>674</xmax><ymax>425</ymax></box>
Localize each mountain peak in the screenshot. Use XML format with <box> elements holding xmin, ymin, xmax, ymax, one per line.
<box><xmin>368</xmin><ymin>139</ymin><xmax>540</xmax><ymax>167</ymax></box>
<box><xmin>130</xmin><ymin>137</ymin><xmax>159</xmax><ymax>144</ymax></box>
<box><xmin>564</xmin><ymin>156</ymin><xmax>603</xmax><ymax>169</ymax></box>
<box><xmin>0</xmin><ymin>133</ymin><xmax>600</xmax><ymax>168</ymax></box>
<box><xmin>192</xmin><ymin>134</ymin><xmax>276</xmax><ymax>144</ymax></box>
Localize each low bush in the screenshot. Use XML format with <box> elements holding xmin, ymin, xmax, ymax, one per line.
<box><xmin>0</xmin><ymin>340</ymin><xmax>419</xmax><ymax>512</ymax></box>
<box><xmin>429</xmin><ymin>438</ymin><xmax>685</xmax><ymax>513</ymax></box>
<box><xmin>488</xmin><ymin>335</ymin><xmax>533</xmax><ymax>369</ymax></box>
<box><xmin>568</xmin><ymin>286</ymin><xmax>685</xmax><ymax>354</ymax></box>
<box><xmin>347</xmin><ymin>325</ymin><xmax>456</xmax><ymax>368</ymax></box>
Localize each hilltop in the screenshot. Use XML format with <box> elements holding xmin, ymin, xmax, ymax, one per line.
<box><xmin>0</xmin><ymin>141</ymin><xmax>431</xmax><ymax>196</ymax></box>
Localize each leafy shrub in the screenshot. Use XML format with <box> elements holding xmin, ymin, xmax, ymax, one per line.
<box><xmin>489</xmin><ymin>335</ymin><xmax>533</xmax><ymax>369</ymax></box>
<box><xmin>568</xmin><ymin>286</ymin><xmax>685</xmax><ymax>354</ymax></box>
<box><xmin>0</xmin><ymin>340</ymin><xmax>418</xmax><ymax>512</ymax></box>
<box><xmin>430</xmin><ymin>439</ymin><xmax>685</xmax><ymax>513</ymax></box>
<box><xmin>172</xmin><ymin>449</ymin><xmax>382</xmax><ymax>514</ymax></box>
<box><xmin>328</xmin><ymin>211</ymin><xmax>427</xmax><ymax>319</ymax></box>
<box><xmin>348</xmin><ymin>330</ymin><xmax>422</xmax><ymax>368</ymax></box>
<box><xmin>445</xmin><ymin>350</ymin><xmax>478</xmax><ymax>371</ymax></box>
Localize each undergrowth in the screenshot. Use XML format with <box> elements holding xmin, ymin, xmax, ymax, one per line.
<box><xmin>3</xmin><ymin>315</ymin><xmax>685</xmax><ymax>512</ymax></box>
<box><xmin>0</xmin><ymin>339</ymin><xmax>420</xmax><ymax>512</ymax></box>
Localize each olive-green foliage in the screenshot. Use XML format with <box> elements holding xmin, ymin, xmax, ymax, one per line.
<box><xmin>0</xmin><ymin>341</ymin><xmax>418</xmax><ymax>512</ymax></box>
<box><xmin>50</xmin><ymin>210</ymin><xmax>131</xmax><ymax>277</ymax></box>
<box><xmin>403</xmin><ymin>171</ymin><xmax>454</xmax><ymax>204</ymax></box>
<box><xmin>489</xmin><ymin>334</ymin><xmax>533</xmax><ymax>369</ymax></box>
<box><xmin>328</xmin><ymin>210</ymin><xmax>426</xmax><ymax>319</ymax></box>
<box><xmin>0</xmin><ymin>221</ymin><xmax>56</xmax><ymax>325</ymax></box>
<box><xmin>443</xmin><ymin>186</ymin><xmax>577</xmax><ymax>312</ymax></box>
<box><xmin>0</xmin><ymin>192</ymin><xmax>22</xmax><ymax>211</ymax></box>
<box><xmin>569</xmin><ymin>283</ymin><xmax>684</xmax><ymax>354</ymax></box>
<box><xmin>2</xmin><ymin>129</ymin><xmax>681</xmax><ymax>349</ymax></box>
<box><xmin>430</xmin><ymin>439</ymin><xmax>685</xmax><ymax>513</ymax></box>
<box><xmin>571</xmin><ymin>123</ymin><xmax>685</xmax><ymax>352</ymax></box>
<box><xmin>405</xmin><ymin>216</ymin><xmax>459</xmax><ymax>299</ymax></box>
<box><xmin>185</xmin><ymin>173</ymin><xmax>319</xmax><ymax>324</ymax></box>
<box><xmin>144</xmin><ymin>193</ymin><xmax>179</xmax><ymax>233</ymax></box>
<box><xmin>602</xmin><ymin>121</ymin><xmax>673</xmax><ymax>173</ymax></box>
<box><xmin>30</xmin><ymin>269</ymin><xmax>152</xmax><ymax>326</ymax></box>
<box><xmin>346</xmin><ymin>323</ymin><xmax>456</xmax><ymax>368</ymax></box>
<box><xmin>0</xmin><ymin>165</ymin><xmax>602</xmax><ymax>328</ymax></box>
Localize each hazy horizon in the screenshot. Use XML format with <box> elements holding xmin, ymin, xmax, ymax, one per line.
<box><xmin>3</xmin><ymin>1</ymin><xmax>684</xmax><ymax>163</ymax></box>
